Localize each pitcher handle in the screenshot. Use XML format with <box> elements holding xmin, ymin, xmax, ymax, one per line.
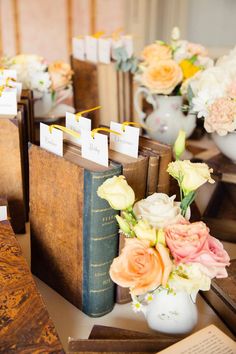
<box><xmin>134</xmin><ymin>86</ymin><xmax>157</xmax><ymax>125</ymax></box>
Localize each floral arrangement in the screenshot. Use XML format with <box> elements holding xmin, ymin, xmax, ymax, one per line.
<box><xmin>188</xmin><ymin>47</ymin><xmax>236</xmax><ymax>136</ymax></box>
<box><xmin>5</xmin><ymin>54</ymin><xmax>73</xmax><ymax>95</ymax></box>
<box><xmin>135</xmin><ymin>27</ymin><xmax>213</xmax><ymax>96</ymax></box>
<box><xmin>97</xmin><ymin>132</ymin><xmax>230</xmax><ymax>311</ymax></box>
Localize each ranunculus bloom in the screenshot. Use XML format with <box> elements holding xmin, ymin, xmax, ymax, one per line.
<box><xmin>167</xmin><ymin>160</ymin><xmax>215</xmax><ymax>196</ymax></box>
<box><xmin>165</xmin><ymin>221</ymin><xmax>230</xmax><ymax>278</ymax></box>
<box><xmin>141</xmin><ymin>60</ymin><xmax>183</xmax><ymax>94</ymax></box>
<box><xmin>204</xmin><ymin>97</ymin><xmax>236</xmax><ymax>136</ymax></box>
<box><xmin>109</xmin><ymin>238</ymin><xmax>172</xmax><ymax>295</ymax></box>
<box><xmin>133</xmin><ymin>193</ymin><xmax>184</xmax><ymax>229</ymax></box>
<box><xmin>97</xmin><ymin>175</ymin><xmax>135</xmax><ymax>210</ymax></box>
<box><xmin>141</xmin><ymin>43</ymin><xmax>172</xmax><ymax>64</ymax></box>
<box><xmin>48</xmin><ymin>60</ymin><xmax>73</xmax><ymax>91</ymax></box>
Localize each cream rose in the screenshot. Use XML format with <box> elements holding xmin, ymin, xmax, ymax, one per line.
<box><xmin>133</xmin><ymin>193</ymin><xmax>184</xmax><ymax>229</ymax></box>
<box><xmin>167</xmin><ymin>160</ymin><xmax>215</xmax><ymax>196</ymax></box>
<box><xmin>109</xmin><ymin>238</ymin><xmax>172</xmax><ymax>295</ymax></box>
<box><xmin>133</xmin><ymin>219</ymin><xmax>157</xmax><ymax>246</ymax></box>
<box><xmin>97</xmin><ymin>175</ymin><xmax>135</xmax><ymax>210</ymax></box>
<box><xmin>141</xmin><ymin>43</ymin><xmax>172</xmax><ymax>64</ymax></box>
<box><xmin>141</xmin><ymin>60</ymin><xmax>183</xmax><ymax>94</ymax></box>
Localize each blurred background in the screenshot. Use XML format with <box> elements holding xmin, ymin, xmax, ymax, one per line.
<box><xmin>1</xmin><ymin>0</ymin><xmax>236</xmax><ymax>62</ymax></box>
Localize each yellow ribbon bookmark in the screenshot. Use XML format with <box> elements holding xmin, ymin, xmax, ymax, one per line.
<box><xmin>92</xmin><ymin>31</ymin><xmax>105</xmax><ymax>39</ymax></box>
<box><xmin>121</xmin><ymin>121</ymin><xmax>142</xmax><ymax>132</ymax></box>
<box><xmin>49</xmin><ymin>125</ymin><xmax>81</xmax><ymax>139</ymax></box>
<box><xmin>0</xmin><ymin>78</ymin><xmax>16</xmax><ymax>96</ymax></box>
<box><xmin>91</xmin><ymin>127</ymin><xmax>121</xmax><ymax>139</ymax></box>
<box><xmin>75</xmin><ymin>105</ymin><xmax>101</xmax><ymax>122</ymax></box>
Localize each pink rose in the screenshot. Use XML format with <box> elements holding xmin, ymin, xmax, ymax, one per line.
<box><xmin>164</xmin><ymin>221</ymin><xmax>230</xmax><ymax>278</ymax></box>
<box><xmin>109</xmin><ymin>238</ymin><xmax>172</xmax><ymax>295</ymax></box>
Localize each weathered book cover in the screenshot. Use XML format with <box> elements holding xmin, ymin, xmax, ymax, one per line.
<box><xmin>109</xmin><ymin>150</ymin><xmax>149</xmax><ymax>304</ymax></box>
<box><xmin>21</xmin><ymin>89</ymin><xmax>35</xmax><ymax>143</ymax></box>
<box><xmin>29</xmin><ymin>144</ymin><xmax>121</xmax><ymax>317</ymax></box>
<box><xmin>0</xmin><ymin>116</ymin><xmax>26</xmax><ymax>233</ymax></box>
<box><xmin>0</xmin><ymin>220</ymin><xmax>64</xmax><ymax>353</ymax></box>
<box><xmin>139</xmin><ymin>136</ymin><xmax>172</xmax><ymax>194</ymax></box>
<box><xmin>201</xmin><ymin>259</ymin><xmax>236</xmax><ymax>335</ymax></box>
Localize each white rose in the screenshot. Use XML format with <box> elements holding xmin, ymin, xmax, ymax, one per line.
<box><xmin>133</xmin><ymin>193</ymin><xmax>183</xmax><ymax>229</ymax></box>
<box><xmin>190</xmin><ymin>67</ymin><xmax>228</xmax><ymax>97</ymax></box>
<box><xmin>31</xmin><ymin>71</ymin><xmax>51</xmax><ymax>92</ymax></box>
<box><xmin>168</xmin><ymin>263</ymin><xmax>211</xmax><ymax>294</ymax></box>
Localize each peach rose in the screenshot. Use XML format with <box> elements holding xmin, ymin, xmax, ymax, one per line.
<box><xmin>165</xmin><ymin>221</ymin><xmax>230</xmax><ymax>278</ymax></box>
<box><xmin>48</xmin><ymin>60</ymin><xmax>73</xmax><ymax>91</ymax></box>
<box><xmin>141</xmin><ymin>60</ymin><xmax>183</xmax><ymax>94</ymax></box>
<box><xmin>109</xmin><ymin>238</ymin><xmax>172</xmax><ymax>295</ymax></box>
<box><xmin>141</xmin><ymin>43</ymin><xmax>172</xmax><ymax>64</ymax></box>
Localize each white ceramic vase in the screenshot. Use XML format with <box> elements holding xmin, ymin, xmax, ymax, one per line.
<box><xmin>138</xmin><ymin>288</ymin><xmax>198</xmax><ymax>335</ymax></box>
<box><xmin>134</xmin><ymin>87</ymin><xmax>196</xmax><ymax>145</ymax></box>
<box><xmin>212</xmin><ymin>131</ymin><xmax>236</xmax><ymax>163</ymax></box>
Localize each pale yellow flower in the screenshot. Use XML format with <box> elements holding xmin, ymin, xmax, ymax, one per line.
<box><xmin>141</xmin><ymin>43</ymin><xmax>172</xmax><ymax>64</ymax></box>
<box><xmin>167</xmin><ymin>160</ymin><xmax>215</xmax><ymax>196</ymax></box>
<box><xmin>97</xmin><ymin>175</ymin><xmax>135</xmax><ymax>210</ymax></box>
<box><xmin>133</xmin><ymin>219</ymin><xmax>157</xmax><ymax>246</ymax></box>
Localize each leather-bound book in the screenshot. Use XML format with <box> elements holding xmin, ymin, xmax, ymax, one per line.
<box><xmin>71</xmin><ymin>57</ymin><xmax>133</xmax><ymax>128</ymax></box>
<box><xmin>0</xmin><ymin>114</ymin><xmax>26</xmax><ymax>233</ymax></box>
<box><xmin>201</xmin><ymin>259</ymin><xmax>236</xmax><ymax>335</ymax></box>
<box><xmin>109</xmin><ymin>150</ymin><xmax>149</xmax><ymax>304</ymax></box>
<box><xmin>29</xmin><ymin>144</ymin><xmax>121</xmax><ymax>317</ymax></box>
<box><xmin>139</xmin><ymin>136</ymin><xmax>172</xmax><ymax>194</ymax></box>
<box><xmin>0</xmin><ymin>220</ymin><xmax>64</xmax><ymax>353</ymax></box>
<box><xmin>21</xmin><ymin>89</ymin><xmax>35</xmax><ymax>143</ymax></box>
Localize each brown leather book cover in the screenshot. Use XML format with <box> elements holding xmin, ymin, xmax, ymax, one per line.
<box><xmin>201</xmin><ymin>259</ymin><xmax>236</xmax><ymax>335</ymax></box>
<box><xmin>0</xmin><ymin>115</ymin><xmax>26</xmax><ymax>233</ymax></box>
<box><xmin>109</xmin><ymin>150</ymin><xmax>149</xmax><ymax>304</ymax></box>
<box><xmin>71</xmin><ymin>56</ymin><xmax>133</xmax><ymax>128</ymax></box>
<box><xmin>0</xmin><ymin>220</ymin><xmax>64</xmax><ymax>353</ymax></box>
<box><xmin>29</xmin><ymin>144</ymin><xmax>121</xmax><ymax>317</ymax></box>
<box><xmin>71</xmin><ymin>57</ymin><xmax>100</xmax><ymax>128</ymax></box>
<box><xmin>139</xmin><ymin>136</ymin><xmax>172</xmax><ymax>195</ymax></box>
<box><xmin>21</xmin><ymin>89</ymin><xmax>35</xmax><ymax>143</ymax></box>
<box><xmin>88</xmin><ymin>325</ymin><xmax>179</xmax><ymax>341</ymax></box>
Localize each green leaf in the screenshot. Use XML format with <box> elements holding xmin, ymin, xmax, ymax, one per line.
<box><xmin>189</xmin><ymin>55</ymin><xmax>198</xmax><ymax>64</ymax></box>
<box><xmin>180</xmin><ymin>191</ymin><xmax>196</xmax><ymax>216</ymax></box>
<box><xmin>122</xmin><ymin>61</ymin><xmax>132</xmax><ymax>72</ymax></box>
<box><xmin>187</xmin><ymin>85</ymin><xmax>194</xmax><ymax>106</ymax></box>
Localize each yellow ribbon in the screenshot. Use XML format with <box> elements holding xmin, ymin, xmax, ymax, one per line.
<box><xmin>75</xmin><ymin>105</ymin><xmax>101</xmax><ymax>122</ymax></box>
<box><xmin>0</xmin><ymin>78</ymin><xmax>16</xmax><ymax>97</ymax></box>
<box><xmin>91</xmin><ymin>127</ymin><xmax>121</xmax><ymax>139</ymax></box>
<box><xmin>121</xmin><ymin>121</ymin><xmax>142</xmax><ymax>132</ymax></box>
<box><xmin>92</xmin><ymin>31</ymin><xmax>105</xmax><ymax>39</ymax></box>
<box><xmin>49</xmin><ymin>125</ymin><xmax>81</xmax><ymax>139</ymax></box>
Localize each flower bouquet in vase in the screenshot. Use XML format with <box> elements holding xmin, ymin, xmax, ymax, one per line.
<box><xmin>7</xmin><ymin>54</ymin><xmax>74</xmax><ymax>119</ymax></box>
<box><xmin>134</xmin><ymin>27</ymin><xmax>213</xmax><ymax>145</ymax></box>
<box><xmin>97</xmin><ymin>132</ymin><xmax>230</xmax><ymax>335</ymax></box>
<box><xmin>187</xmin><ymin>47</ymin><xmax>236</xmax><ymax>163</ymax></box>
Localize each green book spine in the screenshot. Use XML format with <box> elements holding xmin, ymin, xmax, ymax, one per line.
<box><xmin>83</xmin><ymin>164</ymin><xmax>121</xmax><ymax>317</ymax></box>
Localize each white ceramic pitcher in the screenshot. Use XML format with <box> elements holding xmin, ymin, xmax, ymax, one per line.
<box><xmin>134</xmin><ymin>87</ymin><xmax>196</xmax><ymax>145</ymax></box>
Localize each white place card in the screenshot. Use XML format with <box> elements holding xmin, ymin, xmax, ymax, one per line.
<box><xmin>0</xmin><ymin>206</ymin><xmax>7</xmax><ymax>221</ymax></box>
<box><xmin>40</xmin><ymin>122</ymin><xmax>63</xmax><ymax>157</ymax></box>
<box><xmin>65</xmin><ymin>112</ymin><xmax>91</xmax><ymax>145</ymax></box>
<box><xmin>0</xmin><ymin>88</ymin><xmax>17</xmax><ymax>118</ymax></box>
<box><xmin>81</xmin><ymin>130</ymin><xmax>108</xmax><ymax>167</ymax></box>
<box><xmin>122</xmin><ymin>35</ymin><xmax>133</xmax><ymax>58</ymax></box>
<box><xmin>98</xmin><ymin>38</ymin><xmax>111</xmax><ymax>64</ymax></box>
<box><xmin>85</xmin><ymin>36</ymin><xmax>98</xmax><ymax>63</ymax></box>
<box><xmin>110</xmin><ymin>121</ymin><xmax>140</xmax><ymax>158</ymax></box>
<box><xmin>72</xmin><ymin>37</ymin><xmax>85</xmax><ymax>61</ymax></box>
<box><xmin>0</xmin><ymin>70</ymin><xmax>17</xmax><ymax>81</ymax></box>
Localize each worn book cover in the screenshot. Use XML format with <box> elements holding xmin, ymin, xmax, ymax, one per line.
<box><xmin>0</xmin><ymin>115</ymin><xmax>26</xmax><ymax>233</ymax></box>
<box><xmin>0</xmin><ymin>220</ymin><xmax>64</xmax><ymax>353</ymax></box>
<box><xmin>30</xmin><ymin>144</ymin><xmax>121</xmax><ymax>317</ymax></box>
